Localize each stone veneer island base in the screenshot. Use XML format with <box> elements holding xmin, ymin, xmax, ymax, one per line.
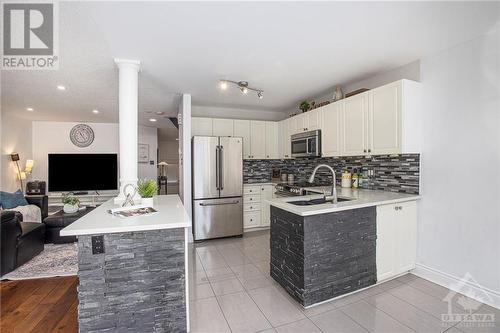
<box><xmin>60</xmin><ymin>195</ymin><xmax>191</xmax><ymax>333</ymax></box>
<box><xmin>270</xmin><ymin>206</ymin><xmax>377</xmax><ymax>307</ymax></box>
<box><xmin>77</xmin><ymin>229</ymin><xmax>186</xmax><ymax>332</ymax></box>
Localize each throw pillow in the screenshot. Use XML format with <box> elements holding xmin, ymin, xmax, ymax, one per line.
<box><xmin>0</xmin><ymin>189</ymin><xmax>29</xmax><ymax>209</ymax></box>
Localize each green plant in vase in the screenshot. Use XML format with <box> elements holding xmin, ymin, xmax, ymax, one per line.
<box><xmin>62</xmin><ymin>193</ymin><xmax>80</xmax><ymax>213</ymax></box>
<box><xmin>299</xmin><ymin>100</ymin><xmax>311</xmax><ymax>113</ymax></box>
<box><xmin>138</xmin><ymin>179</ymin><xmax>157</xmax><ymax>206</ymax></box>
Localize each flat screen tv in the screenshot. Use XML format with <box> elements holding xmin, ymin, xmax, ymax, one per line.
<box><xmin>48</xmin><ymin>153</ymin><xmax>118</xmax><ymax>192</ymax></box>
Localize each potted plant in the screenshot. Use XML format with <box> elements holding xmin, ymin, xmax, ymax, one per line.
<box><xmin>62</xmin><ymin>193</ymin><xmax>80</xmax><ymax>214</ymax></box>
<box><xmin>138</xmin><ymin>179</ymin><xmax>157</xmax><ymax>206</ymax></box>
<box><xmin>299</xmin><ymin>100</ymin><xmax>311</xmax><ymax>113</ymax></box>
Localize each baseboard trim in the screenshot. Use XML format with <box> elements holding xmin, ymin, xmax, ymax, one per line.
<box><xmin>244</xmin><ymin>226</ymin><xmax>270</xmax><ymax>233</ymax></box>
<box><xmin>412</xmin><ymin>263</ymin><xmax>500</xmax><ymax>310</ymax></box>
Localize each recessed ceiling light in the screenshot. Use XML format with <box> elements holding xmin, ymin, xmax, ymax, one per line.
<box><xmin>175</xmin><ymin>138</ymin><xmax>179</xmax><ymax>141</ymax></box>
<box><xmin>155</xmin><ymin>111</ymin><xmax>165</xmax><ymax>115</ymax></box>
<box><xmin>92</xmin><ymin>109</ymin><xmax>99</xmax><ymax>114</ymax></box>
<box><xmin>57</xmin><ymin>85</ymin><xmax>66</xmax><ymax>90</ymax></box>
<box><xmin>219</xmin><ymin>80</ymin><xmax>228</xmax><ymax>90</ymax></box>
<box><xmin>26</xmin><ymin>107</ymin><xmax>34</xmax><ymax>112</ymax></box>
<box><xmin>149</xmin><ymin>118</ymin><xmax>157</xmax><ymax>122</ymax></box>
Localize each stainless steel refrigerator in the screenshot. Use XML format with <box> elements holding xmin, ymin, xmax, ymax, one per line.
<box><xmin>192</xmin><ymin>136</ymin><xmax>243</xmax><ymax>241</ymax></box>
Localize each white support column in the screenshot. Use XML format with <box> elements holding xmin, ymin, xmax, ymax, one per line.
<box><xmin>114</xmin><ymin>58</ymin><xmax>141</xmax><ymax>204</ymax></box>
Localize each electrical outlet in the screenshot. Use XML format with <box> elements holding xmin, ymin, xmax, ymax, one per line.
<box><xmin>91</xmin><ymin>235</ymin><xmax>105</xmax><ymax>254</ymax></box>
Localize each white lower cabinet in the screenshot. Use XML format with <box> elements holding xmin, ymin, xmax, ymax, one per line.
<box><xmin>243</xmin><ymin>184</ymin><xmax>274</xmax><ymax>229</ymax></box>
<box><xmin>376</xmin><ymin>201</ymin><xmax>417</xmax><ymax>281</ymax></box>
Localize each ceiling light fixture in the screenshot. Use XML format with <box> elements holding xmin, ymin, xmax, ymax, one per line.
<box><xmin>149</xmin><ymin>118</ymin><xmax>157</xmax><ymax>122</ymax></box>
<box><xmin>155</xmin><ymin>111</ymin><xmax>165</xmax><ymax>115</ymax></box>
<box><xmin>92</xmin><ymin>109</ymin><xmax>99</xmax><ymax>114</ymax></box>
<box><xmin>26</xmin><ymin>107</ymin><xmax>34</xmax><ymax>111</ymax></box>
<box><xmin>219</xmin><ymin>80</ymin><xmax>263</xmax><ymax>99</ymax></box>
<box><xmin>57</xmin><ymin>85</ymin><xmax>66</xmax><ymax>91</ymax></box>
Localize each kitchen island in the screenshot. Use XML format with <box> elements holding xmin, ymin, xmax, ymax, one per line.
<box><xmin>268</xmin><ymin>188</ymin><xmax>420</xmax><ymax>307</ymax></box>
<box><xmin>61</xmin><ymin>195</ymin><xmax>191</xmax><ymax>332</ymax></box>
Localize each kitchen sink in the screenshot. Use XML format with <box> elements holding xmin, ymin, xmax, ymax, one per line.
<box><xmin>288</xmin><ymin>197</ymin><xmax>354</xmax><ymax>206</ymax></box>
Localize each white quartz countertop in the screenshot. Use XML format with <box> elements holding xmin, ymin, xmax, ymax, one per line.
<box><xmin>60</xmin><ymin>195</ymin><xmax>191</xmax><ymax>236</ymax></box>
<box><xmin>268</xmin><ymin>188</ymin><xmax>420</xmax><ymax>216</ymax></box>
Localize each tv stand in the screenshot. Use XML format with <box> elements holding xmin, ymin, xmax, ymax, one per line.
<box><xmin>48</xmin><ymin>191</ymin><xmax>119</xmax><ymax>209</ymax></box>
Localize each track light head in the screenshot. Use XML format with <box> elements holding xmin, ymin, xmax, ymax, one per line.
<box><xmin>219</xmin><ymin>79</ymin><xmax>263</xmax><ymax>99</ymax></box>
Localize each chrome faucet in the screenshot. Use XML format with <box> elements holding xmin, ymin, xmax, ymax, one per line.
<box><xmin>308</xmin><ymin>164</ymin><xmax>338</xmax><ymax>203</ymax></box>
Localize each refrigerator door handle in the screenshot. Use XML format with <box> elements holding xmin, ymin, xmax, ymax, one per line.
<box><xmin>215</xmin><ymin>146</ymin><xmax>220</xmax><ymax>190</ymax></box>
<box><xmin>199</xmin><ymin>200</ymin><xmax>240</xmax><ymax>206</ymax></box>
<box><xmin>219</xmin><ymin>145</ymin><xmax>224</xmax><ymax>190</ymax></box>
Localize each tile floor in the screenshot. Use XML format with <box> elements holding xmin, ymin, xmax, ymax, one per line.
<box><xmin>188</xmin><ymin>231</ymin><xmax>499</xmax><ymax>333</ymax></box>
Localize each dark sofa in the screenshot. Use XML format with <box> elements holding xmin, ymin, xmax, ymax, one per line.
<box><xmin>1</xmin><ymin>195</ymin><xmax>48</xmax><ymax>276</ymax></box>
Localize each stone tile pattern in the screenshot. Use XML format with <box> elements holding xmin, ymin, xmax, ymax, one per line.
<box><xmin>270</xmin><ymin>206</ymin><xmax>377</xmax><ymax>307</ymax></box>
<box><xmin>244</xmin><ymin>153</ymin><xmax>420</xmax><ymax>194</ymax></box>
<box><xmin>77</xmin><ymin>229</ymin><xmax>186</xmax><ymax>332</ymax></box>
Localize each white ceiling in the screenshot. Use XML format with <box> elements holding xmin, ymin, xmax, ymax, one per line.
<box><xmin>2</xmin><ymin>1</ymin><xmax>499</xmax><ymax>134</ymax></box>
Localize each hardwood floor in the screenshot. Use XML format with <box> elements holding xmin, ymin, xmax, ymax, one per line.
<box><xmin>0</xmin><ymin>276</ymin><xmax>78</xmax><ymax>333</ymax></box>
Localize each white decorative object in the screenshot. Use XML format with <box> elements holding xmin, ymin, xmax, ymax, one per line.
<box><xmin>138</xmin><ymin>143</ymin><xmax>149</xmax><ymax>163</ymax></box>
<box><xmin>333</xmin><ymin>86</ymin><xmax>344</xmax><ymax>101</ymax></box>
<box><xmin>141</xmin><ymin>197</ymin><xmax>154</xmax><ymax>207</ymax></box>
<box><xmin>63</xmin><ymin>204</ymin><xmax>79</xmax><ymax>214</ymax></box>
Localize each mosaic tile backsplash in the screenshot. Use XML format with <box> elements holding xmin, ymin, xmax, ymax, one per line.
<box><xmin>243</xmin><ymin>154</ymin><xmax>420</xmax><ymax>194</ymax></box>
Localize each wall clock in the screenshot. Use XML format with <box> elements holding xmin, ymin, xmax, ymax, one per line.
<box><xmin>70</xmin><ymin>124</ymin><xmax>95</xmax><ymax>147</ymax></box>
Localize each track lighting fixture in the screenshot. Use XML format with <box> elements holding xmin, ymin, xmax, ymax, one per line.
<box><xmin>219</xmin><ymin>79</ymin><xmax>263</xmax><ymax>99</ymax></box>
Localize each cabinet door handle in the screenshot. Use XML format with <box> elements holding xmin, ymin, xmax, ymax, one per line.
<box><xmin>368</xmin><ymin>149</ymin><xmax>371</xmax><ymax>153</ymax></box>
<box><xmin>399</xmin><ymin>206</ymin><xmax>403</xmax><ymax>210</ymax></box>
<box><xmin>364</xmin><ymin>149</ymin><xmax>367</xmax><ymax>153</ymax></box>
<box><xmin>395</xmin><ymin>206</ymin><xmax>399</xmax><ymax>211</ymax></box>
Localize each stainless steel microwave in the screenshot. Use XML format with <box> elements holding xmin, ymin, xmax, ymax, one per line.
<box><xmin>291</xmin><ymin>130</ymin><xmax>321</xmax><ymax>158</ymax></box>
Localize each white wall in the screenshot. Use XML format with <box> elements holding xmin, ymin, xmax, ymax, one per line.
<box><xmin>137</xmin><ymin>126</ymin><xmax>158</xmax><ymax>180</ymax></box>
<box><xmin>178</xmin><ymin>94</ymin><xmax>192</xmax><ymax>224</ymax></box>
<box><xmin>31</xmin><ymin>121</ymin><xmax>157</xmax><ymax>191</ymax></box>
<box><xmin>192</xmin><ymin>105</ymin><xmax>284</xmax><ymax>121</ymax></box>
<box><xmin>416</xmin><ymin>30</ymin><xmax>500</xmax><ymax>305</ymax></box>
<box><xmin>1</xmin><ymin>113</ymin><xmax>33</xmax><ymax>192</ymax></box>
<box><xmin>158</xmin><ymin>140</ymin><xmax>179</xmax><ymax>182</ymax></box>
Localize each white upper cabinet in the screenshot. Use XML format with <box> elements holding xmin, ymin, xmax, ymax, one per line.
<box><xmin>212</xmin><ymin>118</ymin><xmax>234</xmax><ymax>137</ymax></box>
<box><xmin>291</xmin><ymin>109</ymin><xmax>321</xmax><ymax>133</ymax></box>
<box><xmin>281</xmin><ymin>118</ymin><xmax>292</xmax><ymax>159</ymax></box>
<box><xmin>295</xmin><ymin>113</ymin><xmax>307</xmax><ymax>132</ymax></box>
<box><xmin>250</xmin><ymin>121</ymin><xmax>266</xmax><ymax>159</ymax></box>
<box><xmin>321</xmin><ymin>102</ymin><xmax>343</xmax><ymax>157</ymax></box>
<box><xmin>288</xmin><ymin>115</ymin><xmax>299</xmax><ymax>135</ymax></box>
<box><xmin>369</xmin><ymin>81</ymin><xmax>401</xmax><ymax>154</ymax></box>
<box><xmin>342</xmin><ymin>92</ymin><xmax>369</xmax><ymax>156</ymax></box>
<box><xmin>265</xmin><ymin>121</ymin><xmax>279</xmax><ymax>159</ymax></box>
<box><xmin>234</xmin><ymin>120</ymin><xmax>251</xmax><ymax>159</ymax></box>
<box><xmin>192</xmin><ymin>117</ymin><xmax>213</xmax><ymax>136</ymax></box>
<box><xmin>306</xmin><ymin>109</ymin><xmax>321</xmax><ymax>130</ymax></box>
